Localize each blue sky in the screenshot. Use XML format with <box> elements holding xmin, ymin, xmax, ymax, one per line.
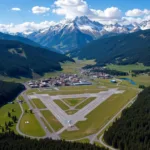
<box><xmin>0</xmin><ymin>0</ymin><xmax>150</xmax><ymax>33</ymax></box>
<box><xmin>0</xmin><ymin>0</ymin><xmax>150</xmax><ymax>24</ymax></box>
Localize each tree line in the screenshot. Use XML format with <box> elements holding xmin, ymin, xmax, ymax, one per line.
<box><xmin>103</xmin><ymin>87</ymin><xmax>150</xmax><ymax>150</ymax></box>
<box><xmin>0</xmin><ymin>80</ymin><xmax>25</xmax><ymax>106</ymax></box>
<box><xmin>0</xmin><ymin>132</ymin><xmax>107</xmax><ymax>150</ymax></box>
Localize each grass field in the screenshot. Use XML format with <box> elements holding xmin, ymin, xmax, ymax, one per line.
<box><xmin>40</xmin><ymin>117</ymin><xmax>53</xmax><ymax>133</ymax></box>
<box><xmin>63</xmin><ymin>98</ymin><xmax>86</xmax><ymax>107</ymax></box>
<box><xmin>36</xmin><ymin>89</ymin><xmax>102</xmax><ymax>95</ymax></box>
<box><xmin>32</xmin><ymin>98</ymin><xmax>46</xmax><ymax>109</ymax></box>
<box><xmin>76</xmin><ymin>138</ymin><xmax>90</xmax><ymax>143</ymax></box>
<box><xmin>43</xmin><ymin>59</ymin><xmax>96</xmax><ymax>78</ymax></box>
<box><xmin>128</xmin><ymin>75</ymin><xmax>150</xmax><ymax>87</ymax></box>
<box><xmin>65</xmin><ymin>110</ymin><xmax>78</xmax><ymax>115</ymax></box>
<box><xmin>0</xmin><ymin>101</ymin><xmax>21</xmax><ymax>133</ymax></box>
<box><xmin>41</xmin><ymin>110</ymin><xmax>63</xmax><ymax>131</ymax></box>
<box><xmin>76</xmin><ymin>97</ymin><xmax>96</xmax><ymax>109</ymax></box>
<box><xmin>54</xmin><ymin>100</ymin><xmax>69</xmax><ymax>110</ymax></box>
<box><xmin>19</xmin><ymin>112</ymin><xmax>45</xmax><ymax>137</ymax></box>
<box><xmin>107</xmin><ymin>64</ymin><xmax>150</xmax><ymax>72</ymax></box>
<box><xmin>59</xmin><ymin>85</ymin><xmax>102</xmax><ymax>90</ymax></box>
<box><xmin>22</xmin><ymin>102</ymin><xmax>29</xmax><ymax>111</ymax></box>
<box><xmin>61</xmin><ymin>89</ymin><xmax>138</xmax><ymax>140</ymax></box>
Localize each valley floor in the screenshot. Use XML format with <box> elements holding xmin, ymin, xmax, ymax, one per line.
<box><xmin>0</xmin><ymin>60</ymin><xmax>150</xmax><ymax>149</ymax></box>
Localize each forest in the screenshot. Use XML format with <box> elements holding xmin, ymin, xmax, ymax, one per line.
<box><xmin>70</xmin><ymin>29</ymin><xmax>150</xmax><ymax>66</ymax></box>
<box><xmin>103</xmin><ymin>87</ymin><xmax>150</xmax><ymax>150</ymax></box>
<box><xmin>0</xmin><ymin>80</ymin><xmax>25</xmax><ymax>106</ymax></box>
<box><xmin>0</xmin><ymin>132</ymin><xmax>107</xmax><ymax>150</ymax></box>
<box><xmin>0</xmin><ymin>39</ymin><xmax>74</xmax><ymax>78</ymax></box>
<box><xmin>132</xmin><ymin>69</ymin><xmax>150</xmax><ymax>75</ymax></box>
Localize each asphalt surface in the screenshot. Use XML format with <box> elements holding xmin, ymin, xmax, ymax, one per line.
<box><xmin>33</xmin><ymin>89</ymin><xmax>124</xmax><ymax>134</ymax></box>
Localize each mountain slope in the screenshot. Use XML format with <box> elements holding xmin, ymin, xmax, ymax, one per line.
<box><xmin>0</xmin><ymin>39</ymin><xmax>74</xmax><ymax>78</ymax></box>
<box><xmin>27</xmin><ymin>16</ymin><xmax>139</xmax><ymax>53</ymax></box>
<box><xmin>0</xmin><ymin>32</ymin><xmax>40</xmax><ymax>47</ymax></box>
<box><xmin>70</xmin><ymin>29</ymin><xmax>150</xmax><ymax>66</ymax></box>
<box><xmin>0</xmin><ymin>80</ymin><xmax>25</xmax><ymax>106</ymax></box>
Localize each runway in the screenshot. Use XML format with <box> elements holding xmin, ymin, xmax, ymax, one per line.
<box><xmin>29</xmin><ymin>89</ymin><xmax>124</xmax><ymax>128</ymax></box>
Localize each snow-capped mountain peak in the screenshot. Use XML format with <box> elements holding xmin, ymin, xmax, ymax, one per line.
<box><xmin>23</xmin><ymin>16</ymin><xmax>150</xmax><ymax>53</ymax></box>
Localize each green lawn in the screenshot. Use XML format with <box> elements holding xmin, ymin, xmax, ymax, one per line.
<box><xmin>19</xmin><ymin>112</ymin><xmax>45</xmax><ymax>137</ymax></box>
<box><xmin>61</xmin><ymin>89</ymin><xmax>138</xmax><ymax>140</ymax></box>
<box><xmin>76</xmin><ymin>138</ymin><xmax>90</xmax><ymax>144</ymax></box>
<box><xmin>107</xmin><ymin>64</ymin><xmax>150</xmax><ymax>72</ymax></box>
<box><xmin>76</xmin><ymin>97</ymin><xmax>96</xmax><ymax>109</ymax></box>
<box><xmin>0</xmin><ymin>101</ymin><xmax>21</xmax><ymax>133</ymax></box>
<box><xmin>65</xmin><ymin>110</ymin><xmax>78</xmax><ymax>115</ymax></box>
<box><xmin>43</xmin><ymin>59</ymin><xmax>96</xmax><ymax>78</ymax></box>
<box><xmin>40</xmin><ymin>117</ymin><xmax>53</xmax><ymax>133</ymax></box>
<box><xmin>32</xmin><ymin>98</ymin><xmax>46</xmax><ymax>109</ymax></box>
<box><xmin>129</xmin><ymin>75</ymin><xmax>150</xmax><ymax>87</ymax></box>
<box><xmin>63</xmin><ymin>98</ymin><xmax>86</xmax><ymax>107</ymax></box>
<box><xmin>54</xmin><ymin>100</ymin><xmax>69</xmax><ymax>110</ymax></box>
<box><xmin>60</xmin><ymin>85</ymin><xmax>101</xmax><ymax>91</ymax></box>
<box><xmin>22</xmin><ymin>102</ymin><xmax>29</xmax><ymax>111</ymax></box>
<box><xmin>41</xmin><ymin>110</ymin><xmax>63</xmax><ymax>132</ymax></box>
<box><xmin>37</xmin><ymin>89</ymin><xmax>102</xmax><ymax>95</ymax></box>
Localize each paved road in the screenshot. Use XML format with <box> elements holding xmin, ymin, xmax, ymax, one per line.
<box><xmin>99</xmin><ymin>134</ymin><xmax>117</xmax><ymax>150</ymax></box>
<box><xmin>16</xmin><ymin>101</ymin><xmax>48</xmax><ymax>139</ymax></box>
<box><xmin>22</xmin><ymin>93</ymin><xmax>60</xmax><ymax>140</ymax></box>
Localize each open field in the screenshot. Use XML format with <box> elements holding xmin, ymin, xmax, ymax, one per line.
<box><xmin>65</xmin><ymin>110</ymin><xmax>78</xmax><ymax>115</ymax></box>
<box><xmin>22</xmin><ymin>102</ymin><xmax>29</xmax><ymax>111</ymax></box>
<box><xmin>76</xmin><ymin>97</ymin><xmax>96</xmax><ymax>109</ymax></box>
<box><xmin>76</xmin><ymin>138</ymin><xmax>90</xmax><ymax>144</ymax></box>
<box><xmin>59</xmin><ymin>85</ymin><xmax>104</xmax><ymax>91</ymax></box>
<box><xmin>43</xmin><ymin>59</ymin><xmax>96</xmax><ymax>78</ymax></box>
<box><xmin>128</xmin><ymin>75</ymin><xmax>150</xmax><ymax>87</ymax></box>
<box><xmin>107</xmin><ymin>64</ymin><xmax>150</xmax><ymax>72</ymax></box>
<box><xmin>61</xmin><ymin>89</ymin><xmax>138</xmax><ymax>140</ymax></box>
<box><xmin>36</xmin><ymin>89</ymin><xmax>102</xmax><ymax>95</ymax></box>
<box><xmin>0</xmin><ymin>101</ymin><xmax>21</xmax><ymax>133</ymax></box>
<box><xmin>41</xmin><ymin>110</ymin><xmax>63</xmax><ymax>132</ymax></box>
<box><xmin>19</xmin><ymin>112</ymin><xmax>45</xmax><ymax>137</ymax></box>
<box><xmin>54</xmin><ymin>100</ymin><xmax>69</xmax><ymax>110</ymax></box>
<box><xmin>40</xmin><ymin>117</ymin><xmax>53</xmax><ymax>133</ymax></box>
<box><xmin>32</xmin><ymin>98</ymin><xmax>46</xmax><ymax>109</ymax></box>
<box><xmin>63</xmin><ymin>98</ymin><xmax>86</xmax><ymax>107</ymax></box>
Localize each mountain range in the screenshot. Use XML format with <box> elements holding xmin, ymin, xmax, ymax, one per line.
<box><xmin>17</xmin><ymin>16</ymin><xmax>150</xmax><ymax>53</ymax></box>
<box><xmin>70</xmin><ymin>29</ymin><xmax>150</xmax><ymax>66</ymax></box>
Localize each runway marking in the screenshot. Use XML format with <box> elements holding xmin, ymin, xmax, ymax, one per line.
<box><xmin>28</xmin><ymin>89</ymin><xmax>124</xmax><ymax>130</ymax></box>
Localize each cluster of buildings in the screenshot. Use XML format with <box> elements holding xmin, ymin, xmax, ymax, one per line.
<box><xmin>28</xmin><ymin>73</ymin><xmax>92</xmax><ymax>88</ymax></box>
<box><xmin>81</xmin><ymin>67</ymin><xmax>112</xmax><ymax>79</ymax></box>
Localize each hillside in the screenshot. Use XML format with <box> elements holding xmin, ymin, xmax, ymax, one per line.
<box><xmin>0</xmin><ymin>40</ymin><xmax>74</xmax><ymax>77</ymax></box>
<box><xmin>27</xmin><ymin>16</ymin><xmax>140</xmax><ymax>53</ymax></box>
<box><xmin>0</xmin><ymin>32</ymin><xmax>40</xmax><ymax>48</ymax></box>
<box><xmin>103</xmin><ymin>87</ymin><xmax>150</xmax><ymax>150</ymax></box>
<box><xmin>70</xmin><ymin>29</ymin><xmax>150</xmax><ymax>66</ymax></box>
<box><xmin>0</xmin><ymin>81</ymin><xmax>25</xmax><ymax>106</ymax></box>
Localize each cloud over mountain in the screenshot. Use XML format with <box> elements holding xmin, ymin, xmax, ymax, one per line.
<box><xmin>32</xmin><ymin>6</ymin><xmax>50</xmax><ymax>14</ymax></box>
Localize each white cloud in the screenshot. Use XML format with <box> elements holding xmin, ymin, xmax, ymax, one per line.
<box><xmin>53</xmin><ymin>0</ymin><xmax>89</xmax><ymax>19</ymax></box>
<box><xmin>32</xmin><ymin>6</ymin><xmax>50</xmax><ymax>14</ymax></box>
<box><xmin>125</xmin><ymin>9</ymin><xmax>150</xmax><ymax>17</ymax></box>
<box><xmin>11</xmin><ymin>8</ymin><xmax>21</xmax><ymax>11</ymax></box>
<box><xmin>53</xmin><ymin>0</ymin><xmax>121</xmax><ymax>24</ymax></box>
<box><xmin>0</xmin><ymin>21</ymin><xmax>56</xmax><ymax>34</ymax></box>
